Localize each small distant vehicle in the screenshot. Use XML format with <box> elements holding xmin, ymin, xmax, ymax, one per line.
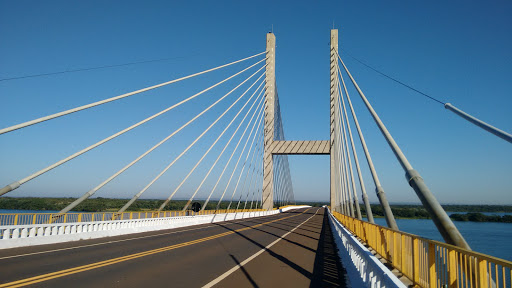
<box><xmin>191</xmin><ymin>202</ymin><xmax>201</xmax><ymax>212</ymax></box>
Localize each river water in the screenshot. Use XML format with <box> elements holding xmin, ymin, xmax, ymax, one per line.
<box><xmin>373</xmin><ymin>214</ymin><xmax>512</xmax><ymax>262</ymax></box>
<box><xmin>1</xmin><ymin>209</ymin><xmax>510</xmax><ymax>261</ymax></box>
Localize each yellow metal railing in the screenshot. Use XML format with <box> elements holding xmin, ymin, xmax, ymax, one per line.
<box><xmin>0</xmin><ymin>209</ymin><xmax>267</xmax><ymax>226</ymax></box>
<box><xmin>332</xmin><ymin>211</ymin><xmax>512</xmax><ymax>288</ymax></box>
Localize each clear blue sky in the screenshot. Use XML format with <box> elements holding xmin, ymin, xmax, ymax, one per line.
<box><xmin>0</xmin><ymin>0</ymin><xmax>510</xmax><ymax>204</ymax></box>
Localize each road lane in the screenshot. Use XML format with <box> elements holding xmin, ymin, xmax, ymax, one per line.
<box><xmin>208</xmin><ymin>207</ymin><xmax>347</xmax><ymax>287</ymax></box>
<box><xmin>1</xmin><ymin>207</ymin><xmax>346</xmax><ymax>287</ymax></box>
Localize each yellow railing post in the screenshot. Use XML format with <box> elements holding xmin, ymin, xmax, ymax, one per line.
<box><xmin>448</xmin><ymin>249</ymin><xmax>457</xmax><ymax>288</ymax></box>
<box><xmin>78</xmin><ymin>213</ymin><xmax>82</xmax><ymax>222</ymax></box>
<box><xmin>413</xmin><ymin>238</ymin><xmax>420</xmax><ymax>285</ymax></box>
<box><xmin>400</xmin><ymin>234</ymin><xmax>406</xmax><ymax>274</ymax></box>
<box><xmin>392</xmin><ymin>231</ymin><xmax>398</xmax><ymax>267</ymax></box>
<box><xmin>478</xmin><ymin>258</ymin><xmax>488</xmax><ymax>288</ymax></box>
<box><xmin>428</xmin><ymin>242</ymin><xmax>437</xmax><ymax>288</ymax></box>
<box><xmin>32</xmin><ymin>214</ymin><xmax>37</xmax><ymax>224</ymax></box>
<box><xmin>14</xmin><ymin>214</ymin><xmax>18</xmax><ymax>225</ymax></box>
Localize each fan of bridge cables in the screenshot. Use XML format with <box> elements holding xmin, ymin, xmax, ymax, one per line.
<box><xmin>0</xmin><ymin>51</ymin><xmax>295</xmax><ymax>213</ymax></box>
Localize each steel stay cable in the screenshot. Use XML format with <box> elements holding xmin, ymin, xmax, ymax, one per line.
<box><xmin>233</xmin><ymin>122</ymin><xmax>263</xmax><ymax>211</ymax></box>
<box><xmin>249</xmin><ymin>157</ymin><xmax>263</xmax><ymax>210</ymax></box>
<box><xmin>338</xmin><ymin>52</ymin><xmax>413</xmax><ymax>172</ymax></box>
<box><xmin>0</xmin><ymin>52</ymin><xmax>266</xmax><ymax>135</ymax></box>
<box><xmin>336</xmin><ymin>63</ymin><xmax>398</xmax><ymax>228</ymax></box>
<box><xmin>113</xmin><ymin>67</ymin><xmax>265</xmax><ymax>213</ymax></box>
<box><xmin>339</xmin><ymin>91</ymin><xmax>349</xmax><ymax>215</ymax></box>
<box><xmin>0</xmin><ymin>54</ymin><xmax>200</xmax><ymax>82</ymax></box>
<box><xmin>338</xmin><ymin>83</ymin><xmax>362</xmax><ymax>220</ymax></box>
<box><xmin>62</xmin><ymin>78</ymin><xmax>266</xmax><ymax>214</ymax></box>
<box><xmin>336</xmin><ymin>64</ymin><xmax>384</xmax><ymax>190</ymax></box>
<box><xmin>338</xmin><ymin>56</ymin><xmax>399</xmax><ymax>229</ymax></box>
<box><xmin>335</xmin><ymin>74</ymin><xmax>347</xmax><ymax>215</ymax></box>
<box><xmin>337</xmin><ymin>74</ymin><xmax>361</xmax><ymax>219</ymax></box>
<box><xmin>339</xmin><ymin>53</ymin><xmax>474</xmax><ymax>249</ymax></box>
<box><xmin>0</xmin><ymin>58</ymin><xmax>267</xmax><ymax>197</ymax></box>
<box><xmin>216</xmin><ymin>107</ymin><xmax>264</xmax><ymax>210</ymax></box>
<box><xmin>250</xmin><ymin>135</ymin><xmax>264</xmax><ymax>210</ymax></box>
<box><xmin>188</xmin><ymin>90</ymin><xmax>264</xmax><ymax>212</ymax></box>
<box><xmin>201</xmin><ymin>99</ymin><xmax>264</xmax><ymax>211</ymax></box>
<box><xmin>341</xmin><ymin>50</ymin><xmax>512</xmax><ymax>144</ymax></box>
<box><xmin>238</xmin><ymin>124</ymin><xmax>264</xmax><ymax>211</ymax></box>
<box><xmin>337</xmin><ymin>83</ymin><xmax>347</xmax><ymax>215</ymax></box>
<box><xmin>157</xmin><ymin>71</ymin><xmax>267</xmax><ymax>211</ymax></box>
<box><xmin>340</xmin><ymin>49</ymin><xmax>445</xmax><ymax>105</ymax></box>
<box><xmin>124</xmin><ymin>90</ymin><xmax>263</xmax><ymax>213</ymax></box>
<box><xmin>251</xmin><ymin>129</ymin><xmax>263</xmax><ymax>209</ymax></box>
<box><xmin>337</xmin><ymin>70</ymin><xmax>372</xmax><ymax>222</ymax></box>
<box><xmin>339</xmin><ymin>82</ymin><xmax>349</xmax><ymax>216</ymax></box>
<box><xmin>226</xmin><ymin>111</ymin><xmax>264</xmax><ymax>210</ymax></box>
<box><xmin>60</xmin><ymin>67</ymin><xmax>266</xmax><ymax>214</ymax></box>
<box><xmin>182</xmin><ymin>82</ymin><xmax>265</xmax><ymax>211</ymax></box>
<box><xmin>340</xmin><ymin>95</ymin><xmax>355</xmax><ymax>218</ymax></box>
<box><xmin>209</xmin><ymin>107</ymin><xmax>262</xmax><ymax>211</ymax></box>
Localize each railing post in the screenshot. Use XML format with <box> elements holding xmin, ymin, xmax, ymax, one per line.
<box><xmin>262</xmin><ymin>32</ymin><xmax>275</xmax><ymax>211</ymax></box>
<box><xmin>478</xmin><ymin>258</ymin><xmax>488</xmax><ymax>288</ymax></box>
<box><xmin>448</xmin><ymin>249</ymin><xmax>457</xmax><ymax>288</ymax></box>
<box><xmin>393</xmin><ymin>231</ymin><xmax>398</xmax><ymax>266</ymax></box>
<box><xmin>413</xmin><ymin>238</ymin><xmax>420</xmax><ymax>285</ymax></box>
<box><xmin>400</xmin><ymin>234</ymin><xmax>406</xmax><ymax>273</ymax></box>
<box><xmin>428</xmin><ymin>242</ymin><xmax>437</xmax><ymax>288</ymax></box>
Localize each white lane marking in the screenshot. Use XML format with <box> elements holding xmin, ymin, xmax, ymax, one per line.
<box><xmin>0</xmin><ymin>213</ymin><xmax>283</xmax><ymax>260</ymax></box>
<box><xmin>202</xmin><ymin>208</ymin><xmax>320</xmax><ymax>288</ymax></box>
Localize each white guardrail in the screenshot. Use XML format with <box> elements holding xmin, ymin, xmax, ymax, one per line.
<box><xmin>0</xmin><ymin>208</ymin><xmax>311</xmax><ymax>249</ymax></box>
<box><xmin>328</xmin><ymin>209</ymin><xmax>406</xmax><ymax>288</ymax></box>
<box><xmin>0</xmin><ymin>206</ymin><xmax>310</xmax><ymax>249</ymax></box>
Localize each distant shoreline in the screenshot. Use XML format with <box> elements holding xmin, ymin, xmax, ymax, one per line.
<box><xmin>1</xmin><ymin>197</ymin><xmax>511</xmax><ymax>223</ymax></box>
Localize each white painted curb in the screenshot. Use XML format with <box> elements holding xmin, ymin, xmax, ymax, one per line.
<box><xmin>327</xmin><ymin>210</ymin><xmax>406</xmax><ymax>288</ymax></box>
<box><xmin>0</xmin><ymin>206</ymin><xmax>311</xmax><ymax>249</ymax></box>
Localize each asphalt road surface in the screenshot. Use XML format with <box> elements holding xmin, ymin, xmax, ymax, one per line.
<box><xmin>0</xmin><ymin>207</ymin><xmax>347</xmax><ymax>287</ymax></box>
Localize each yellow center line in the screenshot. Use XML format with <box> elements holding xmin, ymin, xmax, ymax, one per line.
<box><xmin>0</xmin><ymin>208</ymin><xmax>313</xmax><ymax>288</ymax></box>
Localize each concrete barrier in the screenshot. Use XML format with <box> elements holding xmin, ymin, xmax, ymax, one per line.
<box><xmin>327</xmin><ymin>210</ymin><xmax>406</xmax><ymax>288</ymax></box>
<box><xmin>0</xmin><ymin>207</ymin><xmax>310</xmax><ymax>249</ymax></box>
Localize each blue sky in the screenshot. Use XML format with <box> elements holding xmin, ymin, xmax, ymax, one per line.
<box><xmin>0</xmin><ymin>0</ymin><xmax>510</xmax><ymax>204</ymax></box>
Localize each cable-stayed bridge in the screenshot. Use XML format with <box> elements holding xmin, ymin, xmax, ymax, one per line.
<box><xmin>0</xmin><ymin>30</ymin><xmax>511</xmax><ymax>288</ymax></box>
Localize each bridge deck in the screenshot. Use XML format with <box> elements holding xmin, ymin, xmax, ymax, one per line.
<box><xmin>1</xmin><ymin>207</ymin><xmax>347</xmax><ymax>287</ymax></box>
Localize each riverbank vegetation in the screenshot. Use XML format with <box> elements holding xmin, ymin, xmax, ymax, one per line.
<box><xmin>449</xmin><ymin>213</ymin><xmax>512</xmax><ymax>223</ymax></box>
<box><xmin>0</xmin><ymin>198</ymin><xmax>510</xmax><ymax>223</ymax></box>
<box><xmin>0</xmin><ymin>197</ymin><xmax>241</xmax><ymax>212</ymax></box>
<box><xmin>360</xmin><ymin>204</ymin><xmax>512</xmax><ymax>222</ymax></box>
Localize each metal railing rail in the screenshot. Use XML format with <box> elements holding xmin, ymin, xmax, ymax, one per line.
<box><xmin>332</xmin><ymin>211</ymin><xmax>512</xmax><ymax>288</ymax></box>
<box><xmin>0</xmin><ymin>209</ymin><xmax>267</xmax><ymax>226</ymax></box>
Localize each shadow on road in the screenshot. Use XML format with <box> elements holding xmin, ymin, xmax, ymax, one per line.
<box><xmin>214</xmin><ymin>208</ymin><xmax>347</xmax><ymax>287</ymax></box>
<box><xmin>310</xmin><ymin>212</ymin><xmax>348</xmax><ymax>288</ymax></box>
